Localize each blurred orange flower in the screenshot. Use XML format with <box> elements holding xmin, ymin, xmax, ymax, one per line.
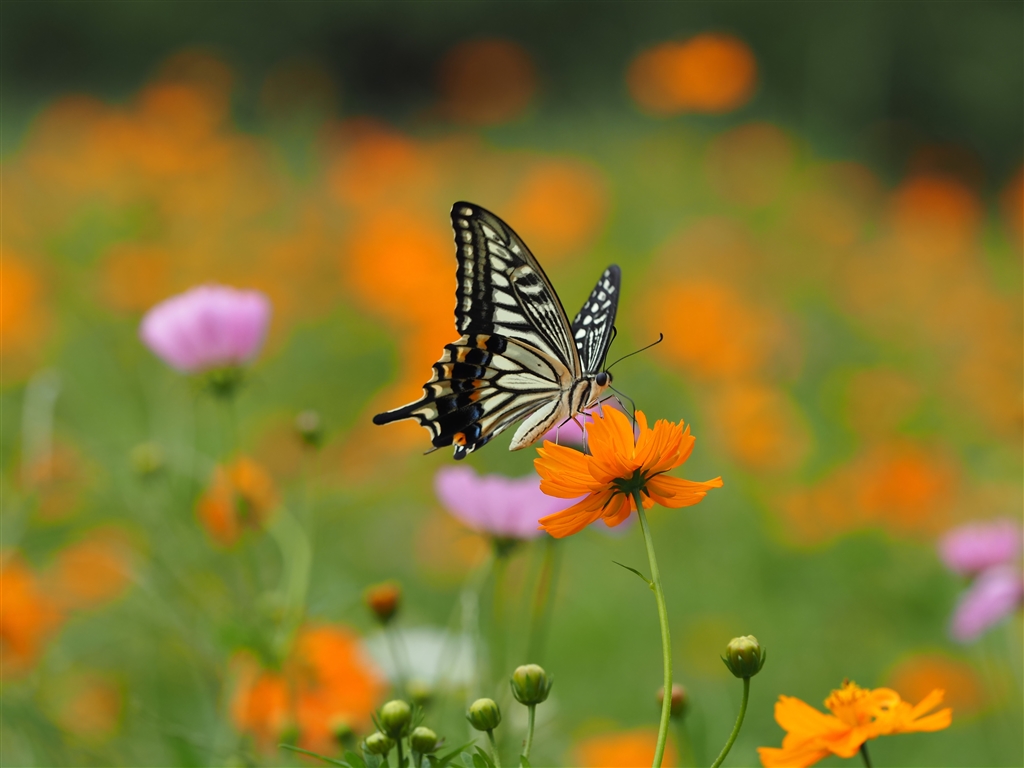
<box><xmin>887</xmin><ymin>653</ymin><xmax>984</xmax><ymax>720</ymax></box>
<box><xmin>414</xmin><ymin>510</ymin><xmax>488</xmax><ymax>586</ymax></box>
<box><xmin>0</xmin><ymin>555</ymin><xmax>64</xmax><ymax>678</ymax></box>
<box><xmin>627</xmin><ymin>33</ymin><xmax>757</xmax><ymax>115</ymax></box>
<box><xmin>48</xmin><ymin>672</ymin><xmax>123</xmax><ymax>742</ymax></box>
<box><xmin>758</xmin><ymin>680</ymin><xmax>951</xmax><ymax>767</ymax></box>
<box><xmin>50</xmin><ymin>529</ymin><xmax>133</xmax><ymax>609</ymax></box>
<box><xmin>98</xmin><ymin>243</ymin><xmax>175</xmax><ymax>313</ymax></box>
<box><xmin>23</xmin><ymin>440</ymin><xmax>93</xmax><ymax>522</ymax></box>
<box><xmin>0</xmin><ymin>250</ymin><xmax>51</xmax><ymax>376</ymax></box>
<box><xmin>705</xmin><ymin>123</ymin><xmax>795</xmax><ymax>208</ymax></box>
<box><xmin>503</xmin><ymin>159</ymin><xmax>609</xmax><ymax>261</ymax></box>
<box><xmin>573</xmin><ymin>726</ymin><xmax>677</xmax><ymax>767</ymax></box>
<box><xmin>710</xmin><ymin>383</ymin><xmax>811</xmax><ymax>473</ymax></box>
<box><xmin>842</xmin><ymin>368</ymin><xmax>922</xmax><ymax>441</ymax></box>
<box><xmin>197</xmin><ymin>458</ymin><xmax>279</xmax><ymax>546</ymax></box>
<box><xmin>1000</xmin><ymin>165</ymin><xmax>1023</xmax><ymax>245</ymax></box>
<box><xmin>535</xmin><ymin>408</ymin><xmax>722</xmax><ymax>538</ymax></box>
<box><xmin>888</xmin><ymin>174</ymin><xmax>981</xmax><ymax>263</ymax></box>
<box><xmin>438</xmin><ymin>39</ymin><xmax>537</xmax><ymax>125</ymax></box>
<box><xmin>231</xmin><ymin>624</ymin><xmax>386</xmax><ymax>754</ymax></box>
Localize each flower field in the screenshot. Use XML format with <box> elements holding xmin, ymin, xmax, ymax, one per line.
<box><xmin>1</xmin><ymin>4</ymin><xmax>1021</xmax><ymax>767</ymax></box>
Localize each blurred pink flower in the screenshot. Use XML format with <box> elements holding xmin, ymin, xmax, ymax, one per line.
<box><xmin>950</xmin><ymin>564</ymin><xmax>1024</xmax><ymax>642</ymax></box>
<box><xmin>540</xmin><ymin>399</ymin><xmax>630</xmax><ymax>445</ymax></box>
<box><xmin>939</xmin><ymin>518</ymin><xmax>1021</xmax><ymax>575</ymax></box>
<box><xmin>434</xmin><ymin>466</ymin><xmax>579</xmax><ymax>540</ymax></box>
<box><xmin>140</xmin><ymin>285</ymin><xmax>271</xmax><ymax>373</ymax></box>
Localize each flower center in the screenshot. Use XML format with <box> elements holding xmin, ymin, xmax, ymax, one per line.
<box><xmin>825</xmin><ymin>680</ymin><xmax>874</xmax><ymax>727</ymax></box>
<box><xmin>611</xmin><ymin>468</ymin><xmax>649</xmax><ymax>497</ymax></box>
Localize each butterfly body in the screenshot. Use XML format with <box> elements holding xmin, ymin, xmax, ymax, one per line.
<box><xmin>373</xmin><ymin>202</ymin><xmax>620</xmax><ymax>460</ymax></box>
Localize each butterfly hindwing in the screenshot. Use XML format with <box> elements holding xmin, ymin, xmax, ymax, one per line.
<box><xmin>571</xmin><ymin>265</ymin><xmax>621</xmax><ymax>374</ymax></box>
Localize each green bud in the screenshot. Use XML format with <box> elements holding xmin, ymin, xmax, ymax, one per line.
<box><xmin>363</xmin><ymin>731</ymin><xmax>394</xmax><ymax>756</ymax></box>
<box><xmin>331</xmin><ymin>718</ymin><xmax>355</xmax><ymax>748</ymax></box>
<box><xmin>466</xmin><ymin>697</ymin><xmax>501</xmax><ymax>731</ymax></box>
<box><xmin>379</xmin><ymin>699</ymin><xmax>412</xmax><ymax>737</ymax></box>
<box><xmin>205</xmin><ymin>367</ymin><xmax>244</xmax><ymax>398</ymax></box>
<box><xmin>407</xmin><ymin>678</ymin><xmax>433</xmax><ymax>708</ymax></box>
<box><xmin>722</xmin><ymin>635</ymin><xmax>766</xmax><ymax>679</ymax></box>
<box><xmin>657</xmin><ymin>683</ymin><xmax>688</xmax><ymax>719</ymax></box>
<box><xmin>410</xmin><ymin>726</ymin><xmax>439</xmax><ymax>754</ymax></box>
<box><xmin>295</xmin><ymin>410</ymin><xmax>324</xmax><ymax>448</ymax></box>
<box><xmin>510</xmin><ymin>663</ymin><xmax>553</xmax><ymax>705</ymax></box>
<box><xmin>131</xmin><ymin>441</ymin><xmax>164</xmax><ymax>478</ymax></box>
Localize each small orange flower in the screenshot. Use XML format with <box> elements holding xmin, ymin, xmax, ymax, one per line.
<box><xmin>573</xmin><ymin>726</ymin><xmax>678</xmax><ymax>767</ymax></box>
<box><xmin>0</xmin><ymin>555</ymin><xmax>64</xmax><ymax>678</ymax></box>
<box><xmin>196</xmin><ymin>457</ymin><xmax>278</xmax><ymax>546</ymax></box>
<box><xmin>534</xmin><ymin>408</ymin><xmax>722</xmax><ymax>538</ymax></box>
<box><xmin>231</xmin><ymin>624</ymin><xmax>385</xmax><ymax>754</ymax></box>
<box><xmin>758</xmin><ymin>680</ymin><xmax>952</xmax><ymax>768</ymax></box>
<box><xmin>364</xmin><ymin>581</ymin><xmax>401</xmax><ymax>624</ymax></box>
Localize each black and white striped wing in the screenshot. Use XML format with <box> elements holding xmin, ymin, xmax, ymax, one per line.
<box><xmin>371</xmin><ymin>333</ymin><xmax>569</xmax><ymax>460</ymax></box>
<box><xmin>571</xmin><ymin>265</ymin><xmax>621</xmax><ymax>374</ymax></box>
<box><xmin>451</xmin><ymin>202</ymin><xmax>581</xmax><ymax>378</ymax></box>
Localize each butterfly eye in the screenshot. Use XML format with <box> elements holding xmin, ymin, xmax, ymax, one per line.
<box><xmin>596</xmin><ymin>371</ymin><xmax>611</xmax><ymax>387</ymax></box>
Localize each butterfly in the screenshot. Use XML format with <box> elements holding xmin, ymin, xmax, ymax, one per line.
<box><xmin>373</xmin><ymin>202</ymin><xmax>620</xmax><ymax>460</ymax></box>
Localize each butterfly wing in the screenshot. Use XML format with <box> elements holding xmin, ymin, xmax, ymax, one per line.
<box><xmin>571</xmin><ymin>265</ymin><xmax>621</xmax><ymax>374</ymax></box>
<box><xmin>373</xmin><ymin>202</ymin><xmax>580</xmax><ymax>459</ymax></box>
<box><xmin>451</xmin><ymin>202</ymin><xmax>581</xmax><ymax>377</ymax></box>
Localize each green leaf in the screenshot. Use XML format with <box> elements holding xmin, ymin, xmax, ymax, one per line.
<box><xmin>279</xmin><ymin>743</ymin><xmax>351</xmax><ymax>766</ymax></box>
<box><xmin>473</xmin><ymin>746</ymin><xmax>496</xmax><ymax>768</ymax></box>
<box><xmin>519</xmin><ymin>757</ymin><xmax>533</xmax><ymax>768</ymax></box>
<box><xmin>612</xmin><ymin>560</ymin><xmax>653</xmax><ymax>588</ymax></box>
<box><xmin>471</xmin><ymin>754</ymin><xmax>488</xmax><ymax>768</ymax></box>
<box><xmin>344</xmin><ymin>751</ymin><xmax>369</xmax><ymax>768</ymax></box>
<box><xmin>432</xmin><ymin>741</ymin><xmax>476</xmax><ymax>768</ymax></box>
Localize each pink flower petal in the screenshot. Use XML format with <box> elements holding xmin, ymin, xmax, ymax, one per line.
<box><xmin>939</xmin><ymin>518</ymin><xmax>1022</xmax><ymax>576</ymax></box>
<box><xmin>950</xmin><ymin>564</ymin><xmax>1024</xmax><ymax>642</ymax></box>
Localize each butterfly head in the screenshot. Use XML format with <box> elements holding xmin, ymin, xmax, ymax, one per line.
<box><xmin>595</xmin><ymin>371</ymin><xmax>612</xmax><ymax>388</ymax></box>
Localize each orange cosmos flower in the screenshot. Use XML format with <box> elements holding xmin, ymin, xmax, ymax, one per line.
<box><xmin>758</xmin><ymin>679</ymin><xmax>952</xmax><ymax>768</ymax></box>
<box><xmin>196</xmin><ymin>457</ymin><xmax>278</xmax><ymax>546</ymax></box>
<box><xmin>534</xmin><ymin>408</ymin><xmax>722</xmax><ymax>538</ymax></box>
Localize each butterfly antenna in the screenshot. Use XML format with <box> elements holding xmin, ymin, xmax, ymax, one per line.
<box><xmin>606</xmin><ymin>333</ymin><xmax>664</xmax><ymax>372</ymax></box>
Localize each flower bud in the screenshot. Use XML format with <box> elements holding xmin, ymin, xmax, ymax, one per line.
<box><xmin>379</xmin><ymin>699</ymin><xmax>412</xmax><ymax>737</ymax></box>
<box><xmin>657</xmin><ymin>683</ymin><xmax>688</xmax><ymax>719</ymax></box>
<box><xmin>365</xmin><ymin>581</ymin><xmax>401</xmax><ymax>624</ymax></box>
<box><xmin>410</xmin><ymin>726</ymin><xmax>439</xmax><ymax>754</ymax></box>
<box><xmin>510</xmin><ymin>663</ymin><xmax>553</xmax><ymax>705</ymax></box>
<box><xmin>467</xmin><ymin>698</ymin><xmax>501</xmax><ymax>731</ymax></box>
<box><xmin>131</xmin><ymin>441</ymin><xmax>164</xmax><ymax>478</ymax></box>
<box><xmin>331</xmin><ymin>718</ymin><xmax>354</xmax><ymax>748</ymax></box>
<box><xmin>205</xmin><ymin>366</ymin><xmax>244</xmax><ymax>398</ymax></box>
<box><xmin>364</xmin><ymin>731</ymin><xmax>394</xmax><ymax>755</ymax></box>
<box><xmin>295</xmin><ymin>410</ymin><xmax>324</xmax><ymax>448</ymax></box>
<box><xmin>408</xmin><ymin>678</ymin><xmax>433</xmax><ymax>708</ymax></box>
<box><xmin>722</xmin><ymin>635</ymin><xmax>766</xmax><ymax>679</ymax></box>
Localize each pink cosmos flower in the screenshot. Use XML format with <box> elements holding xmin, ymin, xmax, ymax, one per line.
<box><xmin>140</xmin><ymin>285</ymin><xmax>271</xmax><ymax>373</ymax></box>
<box><xmin>939</xmin><ymin>519</ymin><xmax>1022</xmax><ymax>576</ymax></box>
<box><xmin>434</xmin><ymin>466</ymin><xmax>579</xmax><ymax>540</ymax></box>
<box><xmin>540</xmin><ymin>399</ymin><xmax>631</xmax><ymax>445</ymax></box>
<box><xmin>950</xmin><ymin>564</ymin><xmax>1024</xmax><ymax>642</ymax></box>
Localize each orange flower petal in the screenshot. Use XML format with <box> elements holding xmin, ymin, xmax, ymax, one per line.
<box><xmin>537</xmin><ymin>493</ymin><xmax>609</xmax><ymax>538</ymax></box>
<box><xmin>646</xmin><ymin>475</ymin><xmax>724</xmax><ymax>508</ymax></box>
<box><xmin>758</xmin><ymin>742</ymin><xmax>833</xmax><ymax>768</ymax></box>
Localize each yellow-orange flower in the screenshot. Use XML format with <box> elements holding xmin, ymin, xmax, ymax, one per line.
<box><xmin>196</xmin><ymin>457</ymin><xmax>278</xmax><ymax>546</ymax></box>
<box><xmin>535</xmin><ymin>408</ymin><xmax>722</xmax><ymax>538</ymax></box>
<box><xmin>573</xmin><ymin>726</ymin><xmax>678</xmax><ymax>767</ymax></box>
<box><xmin>0</xmin><ymin>555</ymin><xmax>64</xmax><ymax>678</ymax></box>
<box><xmin>758</xmin><ymin>680</ymin><xmax>952</xmax><ymax>767</ymax></box>
<box><xmin>231</xmin><ymin>624</ymin><xmax>386</xmax><ymax>754</ymax></box>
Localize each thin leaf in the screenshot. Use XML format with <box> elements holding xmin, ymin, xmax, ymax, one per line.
<box><xmin>471</xmin><ymin>754</ymin><xmax>488</xmax><ymax>768</ymax></box>
<box><xmin>473</xmin><ymin>746</ymin><xmax>496</xmax><ymax>768</ymax></box>
<box><xmin>612</xmin><ymin>560</ymin><xmax>652</xmax><ymax>588</ymax></box>
<box><xmin>279</xmin><ymin>743</ymin><xmax>350</xmax><ymax>766</ymax></box>
<box><xmin>433</xmin><ymin>741</ymin><xmax>476</xmax><ymax>768</ymax></box>
<box><xmin>344</xmin><ymin>751</ymin><xmax>369</xmax><ymax>768</ymax></box>
<box><xmin>519</xmin><ymin>757</ymin><xmax>533</xmax><ymax>768</ymax></box>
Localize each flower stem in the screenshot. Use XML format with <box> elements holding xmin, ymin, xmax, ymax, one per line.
<box><xmin>486</xmin><ymin>728</ymin><xmax>502</xmax><ymax>768</ymax></box>
<box><xmin>710</xmin><ymin>676</ymin><xmax>750</xmax><ymax>768</ymax></box>
<box><xmin>633</xmin><ymin>490</ymin><xmax>673</xmax><ymax>768</ymax></box>
<box><xmin>525</xmin><ymin>537</ymin><xmax>562</xmax><ymax>665</ymax></box>
<box><xmin>860</xmin><ymin>742</ymin><xmax>873</xmax><ymax>768</ymax></box>
<box><xmin>522</xmin><ymin>704</ymin><xmax>536</xmax><ymax>762</ymax></box>
<box><xmin>491</xmin><ymin>549</ymin><xmax>510</xmax><ymax>689</ymax></box>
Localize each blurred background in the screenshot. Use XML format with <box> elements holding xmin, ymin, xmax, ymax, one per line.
<box><xmin>1</xmin><ymin>2</ymin><xmax>1021</xmax><ymax>766</ymax></box>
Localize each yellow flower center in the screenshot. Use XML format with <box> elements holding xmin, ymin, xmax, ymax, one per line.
<box><xmin>825</xmin><ymin>680</ymin><xmax>874</xmax><ymax>728</ymax></box>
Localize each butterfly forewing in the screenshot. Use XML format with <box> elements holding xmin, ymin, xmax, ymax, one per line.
<box><xmin>452</xmin><ymin>203</ymin><xmax>580</xmax><ymax>376</ymax></box>
<box><xmin>571</xmin><ymin>265</ymin><xmax>621</xmax><ymax>374</ymax></box>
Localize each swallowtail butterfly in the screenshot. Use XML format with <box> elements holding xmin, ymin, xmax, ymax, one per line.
<box><xmin>373</xmin><ymin>202</ymin><xmax>620</xmax><ymax>460</ymax></box>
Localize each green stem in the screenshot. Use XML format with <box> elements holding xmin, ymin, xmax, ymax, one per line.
<box><xmin>396</xmin><ymin>737</ymin><xmax>404</xmax><ymax>768</ymax></box>
<box><xmin>486</xmin><ymin>729</ymin><xmax>502</xmax><ymax>768</ymax></box>
<box><xmin>385</xmin><ymin>625</ymin><xmax>408</xmax><ymax>696</ymax></box>
<box><xmin>522</xmin><ymin>704</ymin><xmax>536</xmax><ymax>762</ymax></box>
<box><xmin>633</xmin><ymin>491</ymin><xmax>672</xmax><ymax>768</ymax></box>
<box><xmin>710</xmin><ymin>676</ymin><xmax>750</xmax><ymax>768</ymax></box>
<box><xmin>860</xmin><ymin>742</ymin><xmax>873</xmax><ymax>768</ymax></box>
<box><xmin>491</xmin><ymin>550</ymin><xmax>510</xmax><ymax>689</ymax></box>
<box><xmin>525</xmin><ymin>537</ymin><xmax>562</xmax><ymax>665</ymax></box>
